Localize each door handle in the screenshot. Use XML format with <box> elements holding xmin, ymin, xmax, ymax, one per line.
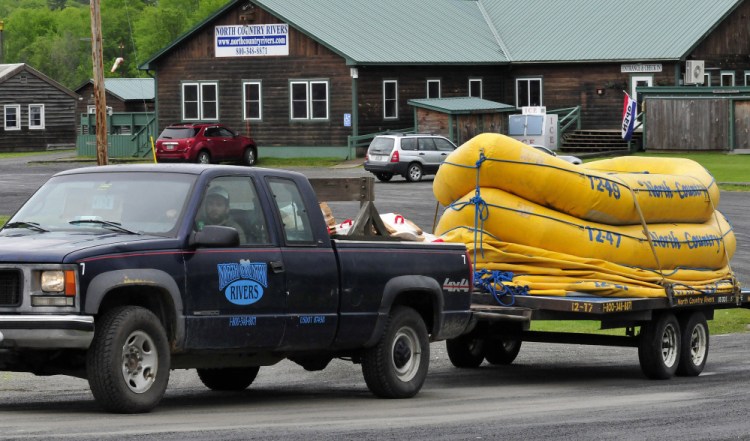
<box><xmin>270</xmin><ymin>261</ymin><xmax>285</xmax><ymax>273</ymax></box>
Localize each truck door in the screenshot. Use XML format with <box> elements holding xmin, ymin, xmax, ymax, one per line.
<box><xmin>266</xmin><ymin>177</ymin><xmax>339</xmax><ymax>350</ymax></box>
<box><xmin>184</xmin><ymin>176</ymin><xmax>287</xmax><ymax>350</ymax></box>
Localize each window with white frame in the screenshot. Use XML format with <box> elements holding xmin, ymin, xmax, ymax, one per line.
<box><xmin>745</xmin><ymin>71</ymin><xmax>750</xmax><ymax>86</ymax></box>
<box><xmin>469</xmin><ymin>78</ymin><xmax>483</xmax><ymax>98</ymax></box>
<box><xmin>243</xmin><ymin>81</ymin><xmax>262</xmax><ymax>120</ymax></box>
<box><xmin>182</xmin><ymin>82</ymin><xmax>218</xmax><ymax>121</ymax></box>
<box><xmin>383</xmin><ymin>80</ymin><xmax>398</xmax><ymax>119</ymax></box>
<box><xmin>29</xmin><ymin>104</ymin><xmax>45</xmax><ymax>129</ymax></box>
<box><xmin>4</xmin><ymin>105</ymin><xmax>20</xmax><ymax>130</ymax></box>
<box><xmin>427</xmin><ymin>79</ymin><xmax>441</xmax><ymax>98</ymax></box>
<box><xmin>703</xmin><ymin>72</ymin><xmax>712</xmax><ymax>87</ymax></box>
<box><xmin>516</xmin><ymin>77</ymin><xmax>542</xmax><ymax>108</ymax></box>
<box><xmin>720</xmin><ymin>71</ymin><xmax>735</xmax><ymax>87</ymax></box>
<box><xmin>290</xmin><ymin>80</ymin><xmax>329</xmax><ymax>120</ymax></box>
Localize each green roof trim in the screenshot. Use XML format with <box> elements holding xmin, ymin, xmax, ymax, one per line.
<box><xmin>408</xmin><ymin>97</ymin><xmax>515</xmax><ymax>114</ymax></box>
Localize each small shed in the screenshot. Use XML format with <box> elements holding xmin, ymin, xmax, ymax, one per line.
<box><xmin>0</xmin><ymin>63</ymin><xmax>78</xmax><ymax>151</ymax></box>
<box><xmin>75</xmin><ymin>78</ymin><xmax>155</xmax><ymax>117</ymax></box>
<box><xmin>407</xmin><ymin>97</ymin><xmax>515</xmax><ymax>146</ymax></box>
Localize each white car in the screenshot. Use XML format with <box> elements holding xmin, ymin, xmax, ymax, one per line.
<box><xmin>530</xmin><ymin>144</ymin><xmax>582</xmax><ymax>165</ymax></box>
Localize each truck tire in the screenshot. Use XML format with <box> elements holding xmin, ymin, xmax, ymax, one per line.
<box><xmin>86</xmin><ymin>306</ymin><xmax>170</xmax><ymax>413</ymax></box>
<box><xmin>362</xmin><ymin>306</ymin><xmax>429</xmax><ymax>398</ymax></box>
<box><xmin>638</xmin><ymin>312</ymin><xmax>680</xmax><ymax>380</ymax></box>
<box><xmin>446</xmin><ymin>333</ymin><xmax>485</xmax><ymax>368</ymax></box>
<box><xmin>484</xmin><ymin>337</ymin><xmax>522</xmax><ymax>365</ymax></box>
<box><xmin>675</xmin><ymin>311</ymin><xmax>709</xmax><ymax>377</ymax></box>
<box><xmin>197</xmin><ymin>367</ymin><xmax>260</xmax><ymax>391</ymax></box>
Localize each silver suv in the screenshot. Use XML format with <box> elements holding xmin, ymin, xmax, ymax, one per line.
<box><xmin>363</xmin><ymin>133</ymin><xmax>457</xmax><ymax>182</ymax></box>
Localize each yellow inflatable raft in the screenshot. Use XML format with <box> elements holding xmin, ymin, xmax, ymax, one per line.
<box><xmin>433</xmin><ymin>133</ymin><xmax>719</xmax><ymax>225</ymax></box>
<box><xmin>435</xmin><ymin>187</ymin><xmax>735</xmax><ymax>271</ymax></box>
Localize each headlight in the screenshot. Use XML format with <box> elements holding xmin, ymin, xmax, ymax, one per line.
<box><xmin>41</xmin><ymin>270</ymin><xmax>65</xmax><ymax>292</ymax></box>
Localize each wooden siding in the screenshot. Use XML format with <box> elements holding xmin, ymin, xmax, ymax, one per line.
<box><xmin>152</xmin><ymin>7</ymin><xmax>353</xmax><ymax>149</ymax></box>
<box><xmin>690</xmin><ymin>0</ymin><xmax>750</xmax><ymax>85</ymax></box>
<box><xmin>76</xmin><ymin>83</ymin><xmax>154</xmax><ymax>116</ymax></box>
<box><xmin>645</xmin><ymin>99</ymin><xmax>730</xmax><ymax>150</ymax></box>
<box><xmin>734</xmin><ymin>100</ymin><xmax>750</xmax><ymax>149</ymax></box>
<box><xmin>0</xmin><ymin>71</ymin><xmax>77</xmax><ymax>151</ymax></box>
<box><xmin>415</xmin><ymin>108</ymin><xmax>507</xmax><ymax>146</ymax></box>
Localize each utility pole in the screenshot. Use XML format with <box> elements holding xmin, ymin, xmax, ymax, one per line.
<box><xmin>90</xmin><ymin>0</ymin><xmax>108</xmax><ymax>165</ymax></box>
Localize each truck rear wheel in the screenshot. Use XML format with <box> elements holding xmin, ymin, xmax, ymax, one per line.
<box><xmin>446</xmin><ymin>333</ymin><xmax>485</xmax><ymax>368</ymax></box>
<box><xmin>638</xmin><ymin>312</ymin><xmax>680</xmax><ymax>380</ymax></box>
<box><xmin>197</xmin><ymin>367</ymin><xmax>260</xmax><ymax>391</ymax></box>
<box><xmin>86</xmin><ymin>306</ymin><xmax>170</xmax><ymax>413</ymax></box>
<box><xmin>362</xmin><ymin>306</ymin><xmax>429</xmax><ymax>398</ymax></box>
<box><xmin>675</xmin><ymin>312</ymin><xmax>709</xmax><ymax>377</ymax></box>
<box><xmin>484</xmin><ymin>337</ymin><xmax>522</xmax><ymax>365</ymax></box>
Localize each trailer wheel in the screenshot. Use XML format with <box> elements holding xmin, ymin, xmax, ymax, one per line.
<box><xmin>675</xmin><ymin>312</ymin><xmax>709</xmax><ymax>377</ymax></box>
<box><xmin>362</xmin><ymin>306</ymin><xmax>429</xmax><ymax>398</ymax></box>
<box><xmin>446</xmin><ymin>333</ymin><xmax>485</xmax><ymax>368</ymax></box>
<box><xmin>638</xmin><ymin>312</ymin><xmax>680</xmax><ymax>380</ymax></box>
<box><xmin>197</xmin><ymin>366</ymin><xmax>260</xmax><ymax>391</ymax></box>
<box><xmin>484</xmin><ymin>337</ymin><xmax>522</xmax><ymax>365</ymax></box>
<box><xmin>86</xmin><ymin>306</ymin><xmax>170</xmax><ymax>413</ymax></box>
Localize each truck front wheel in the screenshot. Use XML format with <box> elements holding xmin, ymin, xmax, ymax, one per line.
<box><xmin>362</xmin><ymin>306</ymin><xmax>429</xmax><ymax>398</ymax></box>
<box><xmin>86</xmin><ymin>306</ymin><xmax>170</xmax><ymax>413</ymax></box>
<box><xmin>197</xmin><ymin>367</ymin><xmax>260</xmax><ymax>391</ymax></box>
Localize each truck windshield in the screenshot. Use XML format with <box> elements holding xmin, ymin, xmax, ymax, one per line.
<box><xmin>4</xmin><ymin>172</ymin><xmax>196</xmax><ymax>236</ymax></box>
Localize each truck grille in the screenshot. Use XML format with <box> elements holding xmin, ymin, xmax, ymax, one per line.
<box><xmin>0</xmin><ymin>270</ymin><xmax>21</xmax><ymax>306</ymax></box>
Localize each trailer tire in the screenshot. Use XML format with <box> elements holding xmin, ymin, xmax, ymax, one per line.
<box><xmin>86</xmin><ymin>306</ymin><xmax>170</xmax><ymax>413</ymax></box>
<box><xmin>484</xmin><ymin>337</ymin><xmax>522</xmax><ymax>365</ymax></box>
<box><xmin>446</xmin><ymin>333</ymin><xmax>485</xmax><ymax>368</ymax></box>
<box><xmin>197</xmin><ymin>366</ymin><xmax>260</xmax><ymax>391</ymax></box>
<box><xmin>638</xmin><ymin>312</ymin><xmax>680</xmax><ymax>380</ymax></box>
<box><xmin>362</xmin><ymin>306</ymin><xmax>429</xmax><ymax>398</ymax></box>
<box><xmin>675</xmin><ymin>312</ymin><xmax>709</xmax><ymax>377</ymax></box>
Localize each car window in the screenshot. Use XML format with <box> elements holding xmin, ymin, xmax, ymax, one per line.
<box><xmin>158</xmin><ymin>128</ymin><xmax>198</xmax><ymax>139</ymax></box>
<box><xmin>367</xmin><ymin>137</ymin><xmax>395</xmax><ymax>154</ymax></box>
<box><xmin>418</xmin><ymin>138</ymin><xmax>436</xmax><ymax>151</ymax></box>
<box><xmin>195</xmin><ymin>176</ymin><xmax>269</xmax><ymax>245</ymax></box>
<box><xmin>217</xmin><ymin>128</ymin><xmax>234</xmax><ymax>137</ymax></box>
<box><xmin>434</xmin><ymin>138</ymin><xmax>455</xmax><ymax>152</ymax></box>
<box><xmin>267</xmin><ymin>178</ymin><xmax>314</xmax><ymax>244</ymax></box>
<box><xmin>204</xmin><ymin>128</ymin><xmax>219</xmax><ymax>137</ymax></box>
<box><xmin>400</xmin><ymin>138</ymin><xmax>418</xmax><ymax>151</ymax></box>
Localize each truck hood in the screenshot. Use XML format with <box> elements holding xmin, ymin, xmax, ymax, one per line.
<box><xmin>0</xmin><ymin>231</ymin><xmax>174</xmax><ymax>263</ymax></box>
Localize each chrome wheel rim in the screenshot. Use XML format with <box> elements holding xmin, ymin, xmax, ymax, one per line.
<box><xmin>661</xmin><ymin>323</ymin><xmax>679</xmax><ymax>368</ymax></box>
<box><xmin>121</xmin><ymin>330</ymin><xmax>158</xmax><ymax>393</ymax></box>
<box><xmin>391</xmin><ymin>326</ymin><xmax>421</xmax><ymax>382</ymax></box>
<box><xmin>688</xmin><ymin>324</ymin><xmax>708</xmax><ymax>366</ymax></box>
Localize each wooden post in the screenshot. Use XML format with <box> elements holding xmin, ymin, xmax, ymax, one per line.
<box><xmin>89</xmin><ymin>0</ymin><xmax>108</xmax><ymax>165</ymax></box>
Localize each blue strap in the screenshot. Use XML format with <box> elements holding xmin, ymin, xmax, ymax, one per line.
<box><xmin>474</xmin><ymin>269</ymin><xmax>528</xmax><ymax>306</ymax></box>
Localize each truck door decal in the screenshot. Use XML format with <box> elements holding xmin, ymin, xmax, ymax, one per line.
<box><xmin>218</xmin><ymin>260</ymin><xmax>268</xmax><ymax>305</ymax></box>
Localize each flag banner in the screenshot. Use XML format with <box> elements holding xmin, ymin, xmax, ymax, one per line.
<box><xmin>621</xmin><ymin>92</ymin><xmax>638</xmax><ymax>141</ymax></box>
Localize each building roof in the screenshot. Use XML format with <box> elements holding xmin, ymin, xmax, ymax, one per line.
<box><xmin>75</xmin><ymin>78</ymin><xmax>155</xmax><ymax>101</ymax></box>
<box><xmin>140</xmin><ymin>0</ymin><xmax>745</xmax><ymax>68</ymax></box>
<box><xmin>408</xmin><ymin>97</ymin><xmax>515</xmax><ymax>114</ymax></box>
<box><xmin>0</xmin><ymin>63</ymin><xmax>79</xmax><ymax>98</ymax></box>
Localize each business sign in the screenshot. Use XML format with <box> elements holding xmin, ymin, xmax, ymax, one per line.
<box><xmin>621</xmin><ymin>64</ymin><xmax>662</xmax><ymax>73</ymax></box>
<box><xmin>215</xmin><ymin>24</ymin><xmax>289</xmax><ymax>57</ymax></box>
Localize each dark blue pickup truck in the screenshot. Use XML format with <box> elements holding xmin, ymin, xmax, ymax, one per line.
<box><xmin>0</xmin><ymin>164</ymin><xmax>472</xmax><ymax>413</ymax></box>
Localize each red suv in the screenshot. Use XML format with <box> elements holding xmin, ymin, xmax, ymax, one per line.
<box><xmin>155</xmin><ymin>123</ymin><xmax>258</xmax><ymax>165</ymax></box>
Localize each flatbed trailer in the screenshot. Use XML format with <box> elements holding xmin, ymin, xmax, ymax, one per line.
<box><xmin>447</xmin><ymin>288</ymin><xmax>750</xmax><ymax>379</ymax></box>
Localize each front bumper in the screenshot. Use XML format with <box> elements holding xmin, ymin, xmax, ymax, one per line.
<box><xmin>0</xmin><ymin>315</ymin><xmax>94</xmax><ymax>349</ymax></box>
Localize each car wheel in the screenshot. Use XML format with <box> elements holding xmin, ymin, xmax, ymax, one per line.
<box><xmin>196</xmin><ymin>151</ymin><xmax>211</xmax><ymax>164</ymax></box>
<box><xmin>375</xmin><ymin>172</ymin><xmax>393</xmax><ymax>182</ymax></box>
<box><xmin>243</xmin><ymin>147</ymin><xmax>257</xmax><ymax>166</ymax></box>
<box><xmin>405</xmin><ymin>163</ymin><xmax>423</xmax><ymax>182</ymax></box>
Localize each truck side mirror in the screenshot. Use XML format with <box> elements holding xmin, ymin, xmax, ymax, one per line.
<box><xmin>189</xmin><ymin>225</ymin><xmax>240</xmax><ymax>248</ymax></box>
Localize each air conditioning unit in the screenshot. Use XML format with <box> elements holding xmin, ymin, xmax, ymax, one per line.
<box><xmin>685</xmin><ymin>60</ymin><xmax>705</xmax><ymax>85</ymax></box>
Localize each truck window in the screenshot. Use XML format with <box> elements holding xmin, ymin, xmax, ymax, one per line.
<box><xmin>195</xmin><ymin>176</ymin><xmax>269</xmax><ymax>245</ymax></box>
<box><xmin>267</xmin><ymin>178</ymin><xmax>314</xmax><ymax>244</ymax></box>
